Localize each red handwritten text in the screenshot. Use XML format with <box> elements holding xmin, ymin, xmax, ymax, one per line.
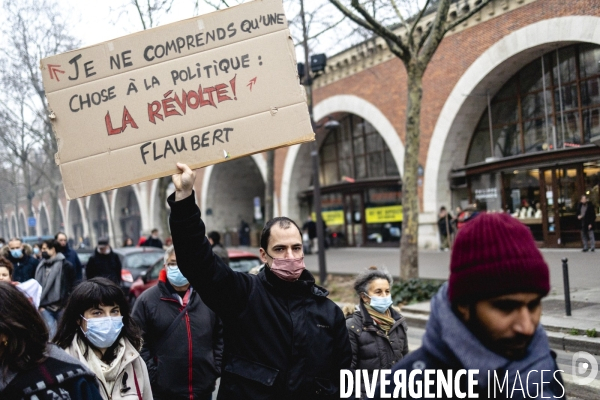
<box><xmin>148</xmin><ymin>75</ymin><xmax>237</xmax><ymax>124</ymax></box>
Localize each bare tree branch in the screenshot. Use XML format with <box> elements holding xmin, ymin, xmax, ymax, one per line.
<box><xmin>349</xmin><ymin>0</ymin><xmax>402</xmax><ymax>49</ymax></box>
<box><xmin>133</xmin><ymin>0</ymin><xmax>148</xmax><ymax>29</ymax></box>
<box><xmin>329</xmin><ymin>0</ymin><xmax>375</xmax><ymax>32</ymax></box>
<box><xmin>389</xmin><ymin>0</ymin><xmax>410</xmax><ymax>32</ymax></box>
<box><xmin>408</xmin><ymin>0</ymin><xmax>431</xmax><ymax>44</ymax></box>
<box><xmin>417</xmin><ymin>0</ymin><xmax>453</xmax><ymax>65</ymax></box>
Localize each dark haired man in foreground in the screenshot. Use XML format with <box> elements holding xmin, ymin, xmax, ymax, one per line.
<box><xmin>167</xmin><ymin>163</ymin><xmax>351</xmax><ymax>400</ymax></box>
<box><xmin>373</xmin><ymin>213</ymin><xmax>565</xmax><ymax>399</ymax></box>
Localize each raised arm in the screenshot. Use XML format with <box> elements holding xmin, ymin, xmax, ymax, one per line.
<box><xmin>168</xmin><ymin>163</ymin><xmax>253</xmax><ymax>319</ymax></box>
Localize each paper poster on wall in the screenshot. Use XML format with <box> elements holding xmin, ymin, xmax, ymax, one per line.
<box><xmin>311</xmin><ymin>210</ymin><xmax>344</xmax><ymax>226</ymax></box>
<box><xmin>40</xmin><ymin>0</ymin><xmax>314</xmax><ymax>199</ymax></box>
<box><xmin>365</xmin><ymin>205</ymin><xmax>403</xmax><ymax>224</ymax></box>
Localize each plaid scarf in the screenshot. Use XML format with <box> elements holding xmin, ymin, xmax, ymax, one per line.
<box><xmin>365</xmin><ymin>303</ymin><xmax>395</xmax><ymax>334</ymax></box>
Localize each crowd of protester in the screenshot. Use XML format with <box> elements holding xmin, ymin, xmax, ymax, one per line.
<box><xmin>0</xmin><ymin>163</ymin><xmax>566</xmax><ymax>399</ymax></box>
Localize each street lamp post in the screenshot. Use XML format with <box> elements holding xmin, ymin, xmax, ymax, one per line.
<box><xmin>300</xmin><ymin>0</ymin><xmax>327</xmax><ymax>285</ymax></box>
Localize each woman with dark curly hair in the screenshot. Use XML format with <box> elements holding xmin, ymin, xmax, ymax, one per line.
<box><xmin>346</xmin><ymin>266</ymin><xmax>409</xmax><ymax>397</ymax></box>
<box><xmin>53</xmin><ymin>277</ymin><xmax>152</xmax><ymax>400</ymax></box>
<box><xmin>0</xmin><ymin>282</ymin><xmax>102</xmax><ymax>399</ymax></box>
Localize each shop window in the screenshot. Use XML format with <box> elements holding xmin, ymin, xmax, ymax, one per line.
<box><xmin>503</xmin><ymin>170</ymin><xmax>543</xmax><ymax>241</ymax></box>
<box><xmin>355</xmin><ymin>156</ymin><xmax>367</xmax><ymax>179</ymax></box>
<box><xmin>519</xmin><ymin>57</ymin><xmax>550</xmax><ymax>93</ymax></box>
<box><xmin>368</xmin><ymin>153</ymin><xmax>384</xmax><ymax>177</ymax></box>
<box><xmin>523</xmin><ymin>118</ymin><xmax>548</xmax><ymax>153</ymax></box>
<box><xmin>466</xmin><ymin>43</ymin><xmax>600</xmax><ymax>165</ymax></box>
<box><xmin>521</xmin><ymin>91</ymin><xmax>551</xmax><ymax>120</ymax></box>
<box><xmin>319</xmin><ymin>114</ymin><xmax>400</xmax><ymax>185</ymax></box>
<box><xmin>583</xmin><ymin>108</ymin><xmax>600</xmax><ymax>144</ymax></box>
<box><xmin>557</xmin><ymin>112</ymin><xmax>582</xmax><ymax>146</ymax></box>
<box><xmin>384</xmin><ymin>149</ymin><xmax>399</xmax><ymax>176</ymax></box>
<box><xmin>492</xmin><ymin>124</ymin><xmax>520</xmax><ymax>157</ymax></box>
<box><xmin>580</xmin><ymin>78</ymin><xmax>600</xmax><ymax>107</ymax></box>
<box><xmin>466</xmin><ymin>129</ymin><xmax>490</xmax><ymax>164</ymax></box>
<box><xmin>580</xmin><ymin>44</ymin><xmax>600</xmax><ymax>78</ymax></box>
<box><xmin>552</xmin><ymin>46</ymin><xmax>577</xmax><ymax>86</ymax></box>
<box><xmin>491</xmin><ymin>98</ymin><xmax>518</xmax><ymax>125</ymax></box>
<box><xmin>584</xmin><ymin>162</ymin><xmax>600</xmax><ymax>212</ymax></box>
<box><xmin>470</xmin><ymin>173</ymin><xmax>502</xmax><ymax>214</ymax></box>
<box><xmin>365</xmin><ymin>187</ymin><xmax>402</xmax><ymax>244</ymax></box>
<box><xmin>554</xmin><ymin>83</ymin><xmax>579</xmax><ymax>112</ymax></box>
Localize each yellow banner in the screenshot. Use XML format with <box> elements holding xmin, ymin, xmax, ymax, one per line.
<box><xmin>365</xmin><ymin>205</ymin><xmax>403</xmax><ymax>223</ymax></box>
<box><xmin>311</xmin><ymin>210</ymin><xmax>345</xmax><ymax>226</ymax></box>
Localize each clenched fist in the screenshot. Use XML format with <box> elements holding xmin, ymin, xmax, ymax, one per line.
<box><xmin>173</xmin><ymin>163</ymin><xmax>196</xmax><ymax>201</ymax></box>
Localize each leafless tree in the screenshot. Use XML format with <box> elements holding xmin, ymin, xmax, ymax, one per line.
<box><xmin>0</xmin><ymin>0</ymin><xmax>79</xmax><ymax>235</ymax></box>
<box><xmin>329</xmin><ymin>0</ymin><xmax>492</xmax><ymax>278</ymax></box>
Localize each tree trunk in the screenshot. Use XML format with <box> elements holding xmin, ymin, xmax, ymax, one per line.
<box><xmin>264</xmin><ymin>150</ymin><xmax>275</xmax><ymax>221</ymax></box>
<box><xmin>400</xmin><ymin>67</ymin><xmax>424</xmax><ymax>280</ymax></box>
<box><xmin>158</xmin><ymin>176</ymin><xmax>171</xmax><ymax>241</ymax></box>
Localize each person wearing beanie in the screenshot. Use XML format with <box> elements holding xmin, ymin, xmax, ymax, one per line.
<box><xmin>371</xmin><ymin>213</ymin><xmax>565</xmax><ymax>399</ymax></box>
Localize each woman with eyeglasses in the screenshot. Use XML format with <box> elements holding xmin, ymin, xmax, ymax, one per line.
<box><xmin>53</xmin><ymin>277</ymin><xmax>153</xmax><ymax>399</ymax></box>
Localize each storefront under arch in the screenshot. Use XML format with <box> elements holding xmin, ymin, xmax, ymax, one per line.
<box><xmin>299</xmin><ymin>112</ymin><xmax>402</xmax><ymax>247</ymax></box>
<box><xmin>454</xmin><ymin>42</ymin><xmax>600</xmax><ymax>247</ymax></box>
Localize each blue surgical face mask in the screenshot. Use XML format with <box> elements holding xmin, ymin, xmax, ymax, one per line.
<box><xmin>167</xmin><ymin>265</ymin><xmax>189</xmax><ymax>287</ymax></box>
<box><xmin>10</xmin><ymin>249</ymin><xmax>23</xmax><ymax>259</ymax></box>
<box><xmin>81</xmin><ymin>316</ymin><xmax>123</xmax><ymax>349</ymax></box>
<box><xmin>364</xmin><ymin>293</ymin><xmax>393</xmax><ymax>313</ymax></box>
<box><xmin>33</xmin><ymin>247</ymin><xmax>40</xmax><ymax>255</ymax></box>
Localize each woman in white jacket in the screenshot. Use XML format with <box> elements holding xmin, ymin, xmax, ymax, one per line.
<box><xmin>53</xmin><ymin>277</ymin><xmax>153</xmax><ymax>399</ymax></box>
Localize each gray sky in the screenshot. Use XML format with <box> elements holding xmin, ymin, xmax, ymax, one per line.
<box><xmin>60</xmin><ymin>0</ymin><xmax>372</xmax><ymax>62</ymax></box>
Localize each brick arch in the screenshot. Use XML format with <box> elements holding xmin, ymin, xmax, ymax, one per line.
<box><xmin>280</xmin><ymin>94</ymin><xmax>404</xmax><ymax>217</ymax></box>
<box><xmin>423</xmin><ymin>15</ymin><xmax>600</xmax><ymax>214</ymax></box>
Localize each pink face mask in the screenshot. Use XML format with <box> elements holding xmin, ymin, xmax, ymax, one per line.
<box><xmin>269</xmin><ymin>256</ymin><xmax>306</xmax><ymax>282</ymax></box>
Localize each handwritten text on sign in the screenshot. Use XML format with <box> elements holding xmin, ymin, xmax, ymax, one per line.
<box><xmin>41</xmin><ymin>0</ymin><xmax>314</xmax><ymax>199</ymax></box>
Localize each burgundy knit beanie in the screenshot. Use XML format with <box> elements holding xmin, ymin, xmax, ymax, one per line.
<box><xmin>448</xmin><ymin>212</ymin><xmax>549</xmax><ymax>304</ymax></box>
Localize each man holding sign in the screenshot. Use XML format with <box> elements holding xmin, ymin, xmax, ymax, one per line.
<box><xmin>168</xmin><ymin>163</ymin><xmax>351</xmax><ymax>400</ymax></box>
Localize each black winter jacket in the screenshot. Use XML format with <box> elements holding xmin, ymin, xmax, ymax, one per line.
<box><xmin>346</xmin><ymin>302</ymin><xmax>408</xmax><ymax>371</ymax></box>
<box><xmin>132</xmin><ymin>274</ymin><xmax>223</xmax><ymax>399</ymax></box>
<box><xmin>577</xmin><ymin>201</ymin><xmax>596</xmax><ymax>230</ymax></box>
<box><xmin>168</xmin><ymin>192</ymin><xmax>352</xmax><ymax>400</ymax></box>
<box><xmin>143</xmin><ymin>237</ymin><xmax>163</xmax><ymax>248</ymax></box>
<box><xmin>86</xmin><ymin>249</ymin><xmax>122</xmax><ymax>284</ymax></box>
<box><xmin>60</xmin><ymin>245</ymin><xmax>83</xmax><ymax>282</ymax></box>
<box><xmin>6</xmin><ymin>253</ymin><xmax>39</xmax><ymax>283</ymax></box>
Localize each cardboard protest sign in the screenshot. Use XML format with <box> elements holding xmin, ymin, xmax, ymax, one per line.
<box><xmin>40</xmin><ymin>0</ymin><xmax>314</xmax><ymax>199</ymax></box>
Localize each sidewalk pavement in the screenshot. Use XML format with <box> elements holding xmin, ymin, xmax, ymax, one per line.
<box><xmin>400</xmin><ymin>287</ymin><xmax>600</xmax><ymax>355</ymax></box>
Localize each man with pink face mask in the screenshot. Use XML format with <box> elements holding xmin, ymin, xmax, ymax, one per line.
<box><xmin>168</xmin><ymin>163</ymin><xmax>351</xmax><ymax>400</ymax></box>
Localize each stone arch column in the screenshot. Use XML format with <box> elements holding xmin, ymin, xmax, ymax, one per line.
<box><xmin>38</xmin><ymin>202</ymin><xmax>51</xmax><ymax>236</ymax></box>
<box><xmin>111</xmin><ymin>187</ymin><xmax>143</xmax><ymax>245</ymax></box>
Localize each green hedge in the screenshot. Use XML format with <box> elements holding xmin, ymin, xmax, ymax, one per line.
<box><xmin>392</xmin><ymin>278</ymin><xmax>444</xmax><ymax>305</ymax></box>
